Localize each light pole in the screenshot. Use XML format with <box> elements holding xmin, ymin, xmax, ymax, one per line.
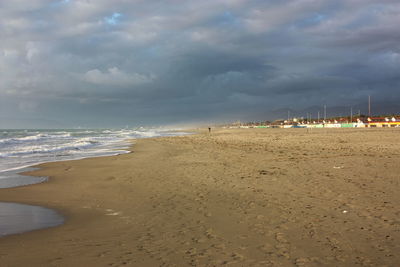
<box><xmin>350</xmin><ymin>107</ymin><xmax>353</xmax><ymax>123</ymax></box>
<box><xmin>368</xmin><ymin>95</ymin><xmax>371</xmax><ymax>117</ymax></box>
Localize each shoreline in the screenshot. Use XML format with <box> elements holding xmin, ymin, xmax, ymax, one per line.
<box><xmin>0</xmin><ymin>128</ymin><xmax>399</xmax><ymax>266</ymax></box>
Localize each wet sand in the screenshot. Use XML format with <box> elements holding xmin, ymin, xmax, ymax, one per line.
<box><xmin>0</xmin><ymin>128</ymin><xmax>399</xmax><ymax>266</ymax></box>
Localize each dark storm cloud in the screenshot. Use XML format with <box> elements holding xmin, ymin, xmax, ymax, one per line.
<box><xmin>1</xmin><ymin>0</ymin><xmax>400</xmax><ymax>127</ymax></box>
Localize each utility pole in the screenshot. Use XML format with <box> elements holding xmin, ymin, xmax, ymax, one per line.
<box><xmin>318</xmin><ymin>111</ymin><xmax>320</xmax><ymax>123</ymax></box>
<box><xmin>288</xmin><ymin>110</ymin><xmax>290</xmax><ymax>122</ymax></box>
<box><xmin>324</xmin><ymin>105</ymin><xmax>327</xmax><ymax>121</ymax></box>
<box><xmin>368</xmin><ymin>95</ymin><xmax>371</xmax><ymax>117</ymax></box>
<box><xmin>350</xmin><ymin>107</ymin><xmax>353</xmax><ymax>123</ymax></box>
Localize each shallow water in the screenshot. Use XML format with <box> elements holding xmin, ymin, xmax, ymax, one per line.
<box><xmin>0</xmin><ymin>202</ymin><xmax>64</xmax><ymax>237</ymax></box>
<box><xmin>0</xmin><ymin>168</ymin><xmax>47</xmax><ymax>189</ymax></box>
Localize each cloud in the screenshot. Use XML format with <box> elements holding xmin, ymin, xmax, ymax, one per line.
<box><xmin>83</xmin><ymin>67</ymin><xmax>155</xmax><ymax>87</ymax></box>
<box><xmin>1</xmin><ymin>0</ymin><xmax>400</xmax><ymax>127</ymax></box>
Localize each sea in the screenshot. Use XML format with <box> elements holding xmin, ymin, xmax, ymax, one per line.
<box><xmin>0</xmin><ymin>128</ymin><xmax>183</xmax><ymax>188</ymax></box>
<box><xmin>0</xmin><ymin>128</ymin><xmax>185</xmax><ymax>236</ymax></box>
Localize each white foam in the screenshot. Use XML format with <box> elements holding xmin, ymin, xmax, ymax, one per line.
<box><xmin>0</xmin><ymin>128</ymin><xmax>186</xmax><ymax>175</ymax></box>
<box><xmin>0</xmin><ymin>133</ymin><xmax>71</xmax><ymax>146</ymax></box>
<box><xmin>0</xmin><ymin>139</ymin><xmax>97</xmax><ymax>157</ymax></box>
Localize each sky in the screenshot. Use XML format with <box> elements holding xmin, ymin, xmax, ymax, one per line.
<box><xmin>1</xmin><ymin>0</ymin><xmax>400</xmax><ymax>128</ymax></box>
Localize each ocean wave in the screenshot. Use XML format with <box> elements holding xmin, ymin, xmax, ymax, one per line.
<box><xmin>130</xmin><ymin>130</ymin><xmax>160</xmax><ymax>138</ymax></box>
<box><xmin>0</xmin><ymin>129</ymin><xmax>185</xmax><ymax>174</ymax></box>
<box><xmin>0</xmin><ymin>139</ymin><xmax>97</xmax><ymax>157</ymax></box>
<box><xmin>0</xmin><ymin>133</ymin><xmax>71</xmax><ymax>146</ymax></box>
<box><xmin>0</xmin><ymin>134</ymin><xmax>47</xmax><ymax>145</ymax></box>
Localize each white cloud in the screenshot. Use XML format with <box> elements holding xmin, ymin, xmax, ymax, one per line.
<box><xmin>83</xmin><ymin>67</ymin><xmax>155</xmax><ymax>87</ymax></box>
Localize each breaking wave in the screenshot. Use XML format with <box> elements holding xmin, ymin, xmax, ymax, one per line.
<box><xmin>0</xmin><ymin>128</ymin><xmax>185</xmax><ymax>174</ymax></box>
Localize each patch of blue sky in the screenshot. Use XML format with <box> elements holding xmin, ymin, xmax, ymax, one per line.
<box><xmin>104</xmin><ymin>12</ymin><xmax>123</xmax><ymax>25</ymax></box>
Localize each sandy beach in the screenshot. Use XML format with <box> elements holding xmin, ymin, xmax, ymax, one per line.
<box><xmin>0</xmin><ymin>128</ymin><xmax>399</xmax><ymax>266</ymax></box>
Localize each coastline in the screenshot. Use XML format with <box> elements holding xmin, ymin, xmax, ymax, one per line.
<box><xmin>0</xmin><ymin>128</ymin><xmax>399</xmax><ymax>266</ymax></box>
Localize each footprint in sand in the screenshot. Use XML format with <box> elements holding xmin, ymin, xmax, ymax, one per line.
<box><xmin>205</xmin><ymin>228</ymin><xmax>216</xmax><ymax>239</ymax></box>
<box><xmin>295</xmin><ymin>257</ymin><xmax>310</xmax><ymax>266</ymax></box>
<box><xmin>275</xmin><ymin>232</ymin><xmax>288</xmax><ymax>243</ymax></box>
<box><xmin>274</xmin><ymin>233</ymin><xmax>290</xmax><ymax>259</ymax></box>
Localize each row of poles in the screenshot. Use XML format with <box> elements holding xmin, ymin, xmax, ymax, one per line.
<box><xmin>288</xmin><ymin>96</ymin><xmax>372</xmax><ymax>123</ymax></box>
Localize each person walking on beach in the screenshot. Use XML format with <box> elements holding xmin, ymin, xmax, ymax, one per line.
<box><xmin>208</xmin><ymin>127</ymin><xmax>211</xmax><ymax>134</ymax></box>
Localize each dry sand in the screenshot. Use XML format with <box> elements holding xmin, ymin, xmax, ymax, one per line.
<box><xmin>0</xmin><ymin>128</ymin><xmax>399</xmax><ymax>266</ymax></box>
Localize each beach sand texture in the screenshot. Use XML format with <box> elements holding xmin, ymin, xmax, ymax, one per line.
<box><xmin>0</xmin><ymin>128</ymin><xmax>399</xmax><ymax>266</ymax></box>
